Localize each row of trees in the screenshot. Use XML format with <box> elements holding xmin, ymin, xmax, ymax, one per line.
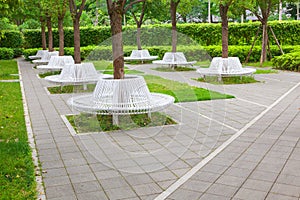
<box><xmin>1</xmin><ymin>0</ymin><xmax>300</xmax><ymax>30</ymax></box>
<box><xmin>1</xmin><ymin>0</ymin><xmax>300</xmax><ymax>77</ymax></box>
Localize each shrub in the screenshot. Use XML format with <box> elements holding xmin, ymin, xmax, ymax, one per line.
<box><xmin>20</xmin><ymin>21</ymin><xmax>300</xmax><ymax>49</ymax></box>
<box><xmin>13</xmin><ymin>48</ymin><xmax>24</xmax><ymax>58</ymax></box>
<box><xmin>272</xmin><ymin>52</ymin><xmax>300</xmax><ymax>72</ymax></box>
<box><xmin>0</xmin><ymin>31</ymin><xmax>23</xmax><ymax>48</ymax></box>
<box><xmin>0</xmin><ymin>48</ymin><xmax>14</xmax><ymax>59</ymax></box>
<box><xmin>23</xmin><ymin>48</ymin><xmax>41</xmax><ymax>60</ymax></box>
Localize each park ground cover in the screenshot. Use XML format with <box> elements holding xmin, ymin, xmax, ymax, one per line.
<box><xmin>0</xmin><ymin>60</ymin><xmax>36</xmax><ymax>199</ymax></box>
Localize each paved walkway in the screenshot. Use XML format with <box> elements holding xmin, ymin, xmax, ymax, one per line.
<box><xmin>18</xmin><ymin>58</ymin><xmax>300</xmax><ymax>200</ymax></box>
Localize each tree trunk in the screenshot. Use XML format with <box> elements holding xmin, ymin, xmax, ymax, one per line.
<box><xmin>220</xmin><ymin>4</ymin><xmax>229</xmax><ymax>58</ymax></box>
<box><xmin>73</xmin><ymin>17</ymin><xmax>81</xmax><ymax>64</ymax></box>
<box><xmin>260</xmin><ymin>21</ymin><xmax>268</xmax><ymax>66</ymax></box>
<box><xmin>40</xmin><ymin>18</ymin><xmax>47</xmax><ymax>50</ymax></box>
<box><xmin>46</xmin><ymin>16</ymin><xmax>54</xmax><ymax>52</ymax></box>
<box><xmin>137</xmin><ymin>26</ymin><xmax>142</xmax><ymax>50</ymax></box>
<box><xmin>58</xmin><ymin>17</ymin><xmax>65</xmax><ymax>56</ymax></box>
<box><xmin>170</xmin><ymin>0</ymin><xmax>178</xmax><ymax>53</ymax></box>
<box><xmin>110</xmin><ymin>8</ymin><xmax>124</xmax><ymax>79</ymax></box>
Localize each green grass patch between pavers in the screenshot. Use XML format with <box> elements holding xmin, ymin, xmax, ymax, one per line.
<box><xmin>0</xmin><ymin>60</ymin><xmax>19</xmax><ymax>80</ymax></box>
<box><xmin>144</xmin><ymin>75</ymin><xmax>234</xmax><ymax>102</ymax></box>
<box><xmin>152</xmin><ymin>66</ymin><xmax>196</xmax><ymax>72</ymax></box>
<box><xmin>0</xmin><ymin>82</ymin><xmax>36</xmax><ymax>199</ymax></box>
<box><xmin>47</xmin><ymin>84</ymin><xmax>96</xmax><ymax>94</ymax></box>
<box><xmin>38</xmin><ymin>70</ymin><xmax>61</xmax><ymax>78</ymax></box>
<box><xmin>67</xmin><ymin>112</ymin><xmax>176</xmax><ymax>133</ymax></box>
<box><xmin>195</xmin><ymin>76</ymin><xmax>259</xmax><ymax>85</ymax></box>
<box><xmin>254</xmin><ymin>69</ymin><xmax>278</xmax><ymax>74</ymax></box>
<box><xmin>244</xmin><ymin>61</ymin><xmax>273</xmax><ymax>68</ymax></box>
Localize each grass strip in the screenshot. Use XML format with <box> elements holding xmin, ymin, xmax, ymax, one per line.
<box><xmin>194</xmin><ymin>76</ymin><xmax>259</xmax><ymax>85</ymax></box>
<box><xmin>144</xmin><ymin>75</ymin><xmax>234</xmax><ymax>102</ymax></box>
<box><xmin>254</xmin><ymin>69</ymin><xmax>278</xmax><ymax>74</ymax></box>
<box><xmin>38</xmin><ymin>71</ymin><xmax>61</xmax><ymax>78</ymax></box>
<box><xmin>152</xmin><ymin>66</ymin><xmax>196</xmax><ymax>72</ymax></box>
<box><xmin>67</xmin><ymin>112</ymin><xmax>176</xmax><ymax>133</ymax></box>
<box><xmin>0</xmin><ymin>81</ymin><xmax>36</xmax><ymax>199</ymax></box>
<box><xmin>0</xmin><ymin>60</ymin><xmax>19</xmax><ymax>80</ymax></box>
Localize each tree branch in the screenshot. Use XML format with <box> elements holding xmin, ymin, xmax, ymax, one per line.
<box><xmin>124</xmin><ymin>0</ymin><xmax>144</xmax><ymax>13</ymax></box>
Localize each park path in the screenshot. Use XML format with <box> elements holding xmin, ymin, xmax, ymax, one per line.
<box><xmin>19</xmin><ymin>58</ymin><xmax>300</xmax><ymax>200</ymax></box>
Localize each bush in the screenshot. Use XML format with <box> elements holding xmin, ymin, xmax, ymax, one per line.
<box><xmin>273</xmin><ymin>52</ymin><xmax>300</xmax><ymax>72</ymax></box>
<box><xmin>0</xmin><ymin>48</ymin><xmax>14</xmax><ymax>59</ymax></box>
<box><xmin>23</xmin><ymin>48</ymin><xmax>40</xmax><ymax>60</ymax></box>
<box><xmin>20</xmin><ymin>21</ymin><xmax>300</xmax><ymax>49</ymax></box>
<box><xmin>12</xmin><ymin>48</ymin><xmax>24</xmax><ymax>58</ymax></box>
<box><xmin>0</xmin><ymin>31</ymin><xmax>23</xmax><ymax>48</ymax></box>
<box><xmin>22</xmin><ymin>45</ymin><xmax>300</xmax><ymax>63</ymax></box>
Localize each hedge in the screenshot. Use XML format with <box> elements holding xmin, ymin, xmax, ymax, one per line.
<box><xmin>21</xmin><ymin>21</ymin><xmax>300</xmax><ymax>49</ymax></box>
<box><xmin>0</xmin><ymin>31</ymin><xmax>23</xmax><ymax>48</ymax></box>
<box><xmin>273</xmin><ymin>51</ymin><xmax>300</xmax><ymax>72</ymax></box>
<box><xmin>0</xmin><ymin>48</ymin><xmax>14</xmax><ymax>60</ymax></box>
<box><xmin>23</xmin><ymin>45</ymin><xmax>300</xmax><ymax>63</ymax></box>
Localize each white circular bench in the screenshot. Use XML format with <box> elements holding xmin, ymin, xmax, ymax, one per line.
<box><xmin>68</xmin><ymin>75</ymin><xmax>175</xmax><ymax>124</ymax></box>
<box><xmin>37</xmin><ymin>56</ymin><xmax>74</xmax><ymax>71</ymax></box>
<box><xmin>153</xmin><ymin>52</ymin><xmax>196</xmax><ymax>66</ymax></box>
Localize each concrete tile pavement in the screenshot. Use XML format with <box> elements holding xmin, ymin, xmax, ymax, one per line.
<box><xmin>18</xmin><ymin>58</ymin><xmax>300</xmax><ymax>199</ymax></box>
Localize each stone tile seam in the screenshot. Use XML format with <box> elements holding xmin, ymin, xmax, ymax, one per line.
<box><xmin>18</xmin><ymin>61</ymin><xmax>46</xmax><ymax>200</ymax></box>
<box><xmin>154</xmin><ymin>81</ymin><xmax>300</xmax><ymax>200</ymax></box>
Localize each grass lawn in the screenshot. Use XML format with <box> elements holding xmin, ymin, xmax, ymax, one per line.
<box><xmin>194</xmin><ymin>76</ymin><xmax>259</xmax><ymax>85</ymax></box>
<box><xmin>254</xmin><ymin>69</ymin><xmax>278</xmax><ymax>74</ymax></box>
<box><xmin>144</xmin><ymin>75</ymin><xmax>234</xmax><ymax>102</ymax></box>
<box><xmin>67</xmin><ymin>112</ymin><xmax>176</xmax><ymax>133</ymax></box>
<box><xmin>0</xmin><ymin>79</ymin><xmax>36</xmax><ymax>199</ymax></box>
<box><xmin>0</xmin><ymin>60</ymin><xmax>19</xmax><ymax>80</ymax></box>
<box><xmin>38</xmin><ymin>70</ymin><xmax>61</xmax><ymax>78</ymax></box>
<box><xmin>47</xmin><ymin>84</ymin><xmax>96</xmax><ymax>94</ymax></box>
<box><xmin>152</xmin><ymin>66</ymin><xmax>196</xmax><ymax>72</ymax></box>
<box><xmin>244</xmin><ymin>61</ymin><xmax>273</xmax><ymax>68</ymax></box>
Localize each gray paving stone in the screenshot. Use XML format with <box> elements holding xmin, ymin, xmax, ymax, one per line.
<box><xmin>216</xmin><ymin>175</ymin><xmax>246</xmax><ymax>187</ymax></box>
<box><xmin>265</xmin><ymin>193</ymin><xmax>299</xmax><ymax>200</ymax></box>
<box><xmin>105</xmin><ymin>186</ymin><xmax>137</xmax><ymax>200</ymax></box>
<box><xmin>132</xmin><ymin>182</ymin><xmax>162</xmax><ymax>196</ymax></box>
<box><xmin>169</xmin><ymin>188</ymin><xmax>202</xmax><ymax>200</ymax></box>
<box><xmin>69</xmin><ymin>172</ymin><xmax>97</xmax><ymax>184</ymax></box>
<box><xmin>270</xmin><ymin>183</ymin><xmax>300</xmax><ymax>197</ymax></box>
<box><xmin>180</xmin><ymin>180</ymin><xmax>212</xmax><ymax>192</ymax></box>
<box><xmin>206</xmin><ymin>183</ymin><xmax>239</xmax><ymax>198</ymax></box>
<box><xmin>99</xmin><ymin>176</ymin><xmax>129</xmax><ymax>190</ymax></box>
<box><xmin>242</xmin><ymin>179</ymin><xmax>273</xmax><ymax>192</ymax></box>
<box><xmin>43</xmin><ymin>175</ymin><xmax>71</xmax><ymax>187</ymax></box>
<box><xmin>148</xmin><ymin>170</ymin><xmax>177</xmax><ymax>182</ymax></box>
<box><xmin>73</xmin><ymin>180</ymin><xmax>103</xmax><ymax>194</ymax></box>
<box><xmin>45</xmin><ymin>184</ymin><xmax>75</xmax><ymax>199</ymax></box>
<box><xmin>234</xmin><ymin>188</ymin><xmax>268</xmax><ymax>200</ymax></box>
<box><xmin>76</xmin><ymin>191</ymin><xmax>108</xmax><ymax>200</ymax></box>
<box><xmin>199</xmin><ymin>193</ymin><xmax>231</xmax><ymax>200</ymax></box>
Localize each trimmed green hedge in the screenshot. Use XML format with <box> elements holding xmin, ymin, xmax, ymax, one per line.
<box><xmin>21</xmin><ymin>21</ymin><xmax>300</xmax><ymax>49</ymax></box>
<box><xmin>273</xmin><ymin>51</ymin><xmax>300</xmax><ymax>72</ymax></box>
<box><xmin>23</xmin><ymin>45</ymin><xmax>300</xmax><ymax>63</ymax></box>
<box><xmin>0</xmin><ymin>48</ymin><xmax>14</xmax><ymax>59</ymax></box>
<box><xmin>0</xmin><ymin>31</ymin><xmax>23</xmax><ymax>48</ymax></box>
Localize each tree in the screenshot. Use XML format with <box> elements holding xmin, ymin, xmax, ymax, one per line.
<box><xmin>106</xmin><ymin>0</ymin><xmax>144</xmax><ymax>79</ymax></box>
<box><xmin>69</xmin><ymin>0</ymin><xmax>86</xmax><ymax>63</ymax></box>
<box><xmin>217</xmin><ymin>0</ymin><xmax>234</xmax><ymax>58</ymax></box>
<box><xmin>56</xmin><ymin>0</ymin><xmax>69</xmax><ymax>56</ymax></box>
<box><xmin>129</xmin><ymin>0</ymin><xmax>146</xmax><ymax>50</ymax></box>
<box><xmin>243</xmin><ymin>0</ymin><xmax>297</xmax><ymax>65</ymax></box>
